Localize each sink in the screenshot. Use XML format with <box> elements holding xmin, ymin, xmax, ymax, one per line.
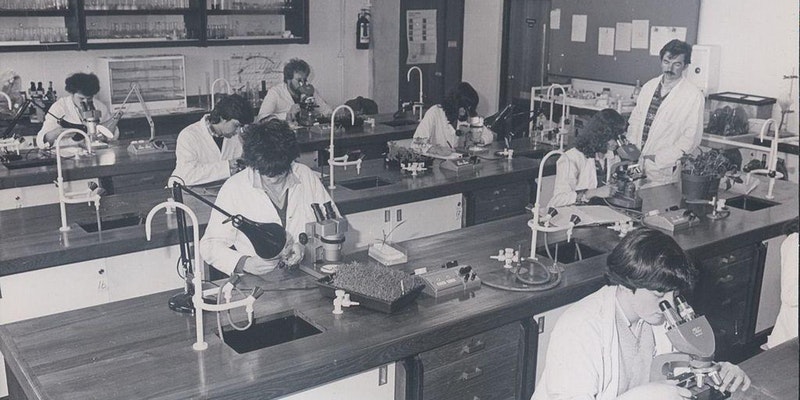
<box><xmin>381</xmin><ymin>119</ymin><xmax>418</xmax><ymax>127</ymax></box>
<box><xmin>218</xmin><ymin>310</ymin><xmax>322</xmax><ymax>354</ymax></box>
<box><xmin>337</xmin><ymin>176</ymin><xmax>393</xmax><ymax>190</ymax></box>
<box><xmin>536</xmin><ymin>240</ymin><xmax>604</xmax><ymax>264</ymax></box>
<box><xmin>78</xmin><ymin>213</ymin><xmax>144</xmax><ymax>233</ymax></box>
<box><xmin>725</xmin><ymin>195</ymin><xmax>779</xmax><ymax>211</ymax></box>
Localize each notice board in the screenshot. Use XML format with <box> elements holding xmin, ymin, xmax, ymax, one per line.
<box><xmin>548</xmin><ymin>0</ymin><xmax>700</xmax><ymax>85</ymax></box>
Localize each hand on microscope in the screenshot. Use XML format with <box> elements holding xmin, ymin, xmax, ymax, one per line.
<box><xmin>583</xmin><ymin>185</ymin><xmax>612</xmax><ymax>202</ymax></box>
<box><xmin>716</xmin><ymin>361</ymin><xmax>751</xmax><ymax>393</ymax></box>
<box><xmin>617</xmin><ymin>380</ymin><xmax>692</xmax><ymax>399</ymax></box>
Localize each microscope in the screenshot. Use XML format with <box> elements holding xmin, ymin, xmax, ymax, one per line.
<box><xmin>295</xmin><ymin>84</ymin><xmax>319</xmax><ymax>127</ymax></box>
<box><xmin>303</xmin><ymin>201</ymin><xmax>348</xmax><ymax>264</ymax></box>
<box><xmin>607</xmin><ymin>134</ymin><xmax>645</xmax><ymax>209</ymax></box>
<box><xmin>651</xmin><ymin>296</ymin><xmax>730</xmax><ymax>400</ymax></box>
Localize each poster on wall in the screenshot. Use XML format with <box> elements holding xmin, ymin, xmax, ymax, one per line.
<box><xmin>406</xmin><ymin>9</ymin><xmax>437</xmax><ymax>64</ymax></box>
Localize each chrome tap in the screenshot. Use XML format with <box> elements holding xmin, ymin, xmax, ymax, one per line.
<box><xmin>0</xmin><ymin>91</ymin><xmax>12</xmax><ymax>111</ymax></box>
<box><xmin>210</xmin><ymin>78</ymin><xmax>232</xmax><ymax>109</ymax></box>
<box><xmin>544</xmin><ymin>83</ymin><xmax>569</xmax><ymax>150</ymax></box>
<box><xmin>54</xmin><ymin>129</ymin><xmax>100</xmax><ymax>232</ymax></box>
<box><xmin>327</xmin><ymin>105</ymin><xmax>360</xmax><ymax>189</ymax></box>
<box><xmin>407</xmin><ymin>66</ymin><xmax>424</xmax><ymax>119</ymax></box>
<box><xmin>528</xmin><ymin>150</ymin><xmax>578</xmax><ymax>261</ymax></box>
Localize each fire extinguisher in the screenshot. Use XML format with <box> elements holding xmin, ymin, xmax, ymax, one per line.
<box><xmin>356</xmin><ymin>9</ymin><xmax>370</xmax><ymax>50</ymax></box>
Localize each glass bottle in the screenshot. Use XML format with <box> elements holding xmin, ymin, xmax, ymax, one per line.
<box><xmin>631</xmin><ymin>79</ymin><xmax>641</xmax><ymax>102</ymax></box>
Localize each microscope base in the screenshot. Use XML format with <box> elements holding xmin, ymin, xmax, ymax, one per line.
<box><xmin>606</xmin><ymin>193</ymin><xmax>642</xmax><ymax>210</ymax></box>
<box><xmin>168</xmin><ymin>291</ymin><xmax>195</xmax><ymax>315</ymax></box>
<box><xmin>675</xmin><ymin>372</ymin><xmax>730</xmax><ymax>400</ymax></box>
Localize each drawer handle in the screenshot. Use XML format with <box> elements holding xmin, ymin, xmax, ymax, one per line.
<box><xmin>717</xmin><ymin>274</ymin><xmax>734</xmax><ymax>284</ymax></box>
<box><xmin>459</xmin><ymin>367</ymin><xmax>483</xmax><ymax>381</ymax></box>
<box><xmin>461</xmin><ymin>340</ymin><xmax>485</xmax><ymax>355</ymax></box>
<box><xmin>493</xmin><ymin>190</ymin><xmax>501</xmax><ymax>196</ymax></box>
<box><xmin>720</xmin><ymin>255</ymin><xmax>737</xmax><ymax>264</ymax></box>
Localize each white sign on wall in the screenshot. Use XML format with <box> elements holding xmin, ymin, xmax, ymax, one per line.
<box><xmin>406</xmin><ymin>9</ymin><xmax>437</xmax><ymax>65</ymax></box>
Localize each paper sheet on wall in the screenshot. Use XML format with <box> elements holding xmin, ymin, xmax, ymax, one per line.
<box><xmin>631</xmin><ymin>20</ymin><xmax>649</xmax><ymax>49</ymax></box>
<box><xmin>550</xmin><ymin>8</ymin><xmax>561</xmax><ymax>30</ymax></box>
<box><xmin>598</xmin><ymin>27</ymin><xmax>615</xmax><ymax>56</ymax></box>
<box><xmin>649</xmin><ymin>26</ymin><xmax>686</xmax><ymax>56</ymax></box>
<box><xmin>226</xmin><ymin>51</ymin><xmax>285</xmax><ymax>92</ymax></box>
<box><xmin>406</xmin><ymin>9</ymin><xmax>437</xmax><ymax>65</ymax></box>
<box><xmin>571</xmin><ymin>14</ymin><xmax>587</xmax><ymax>42</ymax></box>
<box><xmin>614</xmin><ymin>22</ymin><xmax>632</xmax><ymax>51</ymax></box>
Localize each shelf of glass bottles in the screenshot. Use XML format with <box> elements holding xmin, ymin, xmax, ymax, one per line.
<box><xmin>206</xmin><ymin>14</ymin><xmax>292</xmax><ymax>40</ymax></box>
<box><xmin>0</xmin><ymin>20</ymin><xmax>72</xmax><ymax>46</ymax></box>
<box><xmin>84</xmin><ymin>0</ymin><xmax>189</xmax><ymax>10</ymax></box>
<box><xmin>85</xmin><ymin>16</ymin><xmax>193</xmax><ymax>43</ymax></box>
<box><xmin>206</xmin><ymin>1</ymin><xmax>291</xmax><ymax>12</ymax></box>
<box><xmin>0</xmin><ymin>0</ymin><xmax>70</xmax><ymax>11</ymax></box>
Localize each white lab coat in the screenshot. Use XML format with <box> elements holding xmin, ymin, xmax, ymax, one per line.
<box><xmin>256</xmin><ymin>82</ymin><xmax>332</xmax><ymax>121</ymax></box>
<box><xmin>626</xmin><ymin>77</ymin><xmax>704</xmax><ymax>187</ymax></box>
<box><xmin>36</xmin><ymin>96</ymin><xmax>116</xmax><ymax>149</ymax></box>
<box><xmin>532</xmin><ymin>285</ymin><xmax>672</xmax><ymax>400</ymax></box>
<box><xmin>412</xmin><ymin>105</ymin><xmax>494</xmax><ymax>148</ymax></box>
<box><xmin>199</xmin><ymin>163</ymin><xmax>338</xmax><ymax>275</ymax></box>
<box><xmin>548</xmin><ymin>148</ymin><xmax>618</xmax><ymax>209</ymax></box>
<box><xmin>170</xmin><ymin>116</ymin><xmax>242</xmax><ymax>186</ymax></box>
<box><xmin>766</xmin><ymin>232</ymin><xmax>798</xmax><ymax>348</ymax></box>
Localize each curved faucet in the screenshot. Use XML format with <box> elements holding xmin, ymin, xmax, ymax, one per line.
<box><xmin>327</xmin><ymin>105</ymin><xmax>358</xmax><ymax>189</ymax></box>
<box><xmin>145</xmin><ymin>199</ymin><xmax>258</xmax><ymax>351</ymax></box>
<box><xmin>0</xmin><ymin>91</ymin><xmax>12</xmax><ymax>110</ymax></box>
<box><xmin>54</xmin><ymin>128</ymin><xmax>99</xmax><ymax>232</ymax></box>
<box><xmin>210</xmin><ymin>78</ymin><xmax>232</xmax><ymax>109</ymax></box>
<box><xmin>407</xmin><ymin>66</ymin><xmax>424</xmax><ymax>119</ymax></box>
<box><xmin>544</xmin><ymin>83</ymin><xmax>569</xmax><ymax>150</ymax></box>
<box><xmin>752</xmin><ymin>119</ymin><xmax>783</xmax><ymax>199</ymax></box>
<box><xmin>528</xmin><ymin>149</ymin><xmax>576</xmax><ymax>261</ymax></box>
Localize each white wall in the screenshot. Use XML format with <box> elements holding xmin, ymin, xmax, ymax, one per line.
<box><xmin>697</xmin><ymin>0</ymin><xmax>799</xmax><ymax>134</ymax></box>
<box><xmin>462</xmin><ymin>0</ymin><xmax>504</xmax><ymax>116</ymax></box>
<box><xmin>0</xmin><ymin>0</ymin><xmax>370</xmax><ymax>108</ymax></box>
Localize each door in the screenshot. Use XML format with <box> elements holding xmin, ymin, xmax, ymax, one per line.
<box><xmin>399</xmin><ymin>0</ymin><xmax>464</xmax><ymax>109</ymax></box>
<box><xmin>500</xmin><ymin>0</ymin><xmax>551</xmax><ymax>133</ymax></box>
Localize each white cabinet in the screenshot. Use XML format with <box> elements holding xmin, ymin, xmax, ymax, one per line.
<box><xmin>532</xmin><ymin>304</ymin><xmax>571</xmax><ymax>385</ymax></box>
<box><xmin>0</xmin><ymin>179</ymin><xmax>98</xmax><ymax>211</ymax></box>
<box><xmin>345</xmin><ymin>194</ymin><xmax>463</xmax><ymax>254</ymax></box>
<box><xmin>106</xmin><ymin>245</ymin><xmax>185</xmax><ymax>302</ymax></box>
<box><xmin>280</xmin><ymin>363</ymin><xmax>396</xmax><ymax>400</ymax></box>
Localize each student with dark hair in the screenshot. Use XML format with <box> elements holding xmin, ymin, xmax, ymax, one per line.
<box><xmin>533</xmin><ymin>228</ymin><xmax>750</xmax><ymax>399</ymax></box>
<box><xmin>548</xmin><ymin>108</ymin><xmax>627</xmax><ymax>208</ymax></box>
<box><xmin>200</xmin><ymin>119</ymin><xmax>340</xmax><ymax>276</ymax></box>
<box><xmin>257</xmin><ymin>58</ymin><xmax>332</xmax><ymax>123</ymax></box>
<box><xmin>413</xmin><ymin>82</ymin><xmax>495</xmax><ymax>154</ymax></box>
<box><xmin>627</xmin><ymin>39</ymin><xmax>704</xmax><ymax>187</ymax></box>
<box><xmin>36</xmin><ymin>72</ymin><xmax>120</xmax><ymax>148</ymax></box>
<box><xmin>170</xmin><ymin>94</ymin><xmax>254</xmax><ymax>186</ymax></box>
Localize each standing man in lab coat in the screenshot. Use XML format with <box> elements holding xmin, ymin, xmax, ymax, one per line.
<box><xmin>626</xmin><ymin>39</ymin><xmax>705</xmax><ymax>187</ymax></box>
<box><xmin>170</xmin><ymin>94</ymin><xmax>253</xmax><ymax>186</ymax></box>
<box><xmin>256</xmin><ymin>58</ymin><xmax>332</xmax><ymax>124</ymax></box>
<box><xmin>533</xmin><ymin>228</ymin><xmax>750</xmax><ymax>399</ymax></box>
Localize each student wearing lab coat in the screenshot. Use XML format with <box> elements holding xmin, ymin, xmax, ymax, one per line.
<box><xmin>413</xmin><ymin>82</ymin><xmax>495</xmax><ymax>154</ymax></box>
<box><xmin>533</xmin><ymin>228</ymin><xmax>750</xmax><ymax>400</ymax></box>
<box><xmin>36</xmin><ymin>73</ymin><xmax>120</xmax><ymax>148</ymax></box>
<box><xmin>170</xmin><ymin>94</ymin><xmax>253</xmax><ymax>186</ymax></box>
<box><xmin>200</xmin><ymin>119</ymin><xmax>339</xmax><ymax>276</ymax></box>
<box><xmin>766</xmin><ymin>216</ymin><xmax>799</xmax><ymax>348</ymax></box>
<box><xmin>626</xmin><ymin>40</ymin><xmax>704</xmax><ymax>187</ymax></box>
<box><xmin>256</xmin><ymin>58</ymin><xmax>332</xmax><ymax>123</ymax></box>
<box><xmin>548</xmin><ymin>109</ymin><xmax>624</xmax><ymax>208</ymax></box>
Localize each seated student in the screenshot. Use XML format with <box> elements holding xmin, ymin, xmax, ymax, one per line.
<box><xmin>533</xmin><ymin>227</ymin><xmax>750</xmax><ymax>400</ymax></box>
<box><xmin>548</xmin><ymin>109</ymin><xmax>626</xmax><ymax>209</ymax></box>
<box><xmin>200</xmin><ymin>119</ymin><xmax>340</xmax><ymax>276</ymax></box>
<box><xmin>170</xmin><ymin>94</ymin><xmax>253</xmax><ymax>186</ymax></box>
<box><xmin>766</xmin><ymin>216</ymin><xmax>798</xmax><ymax>348</ymax></box>
<box><xmin>36</xmin><ymin>72</ymin><xmax>120</xmax><ymax>148</ymax></box>
<box><xmin>412</xmin><ymin>82</ymin><xmax>494</xmax><ymax>154</ymax></box>
<box><xmin>256</xmin><ymin>58</ymin><xmax>332</xmax><ymax>124</ymax></box>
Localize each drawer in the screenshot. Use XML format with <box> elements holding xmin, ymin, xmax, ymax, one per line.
<box><xmin>472</xmin><ymin>183</ymin><xmax>530</xmax><ymax>206</ymax></box>
<box><xmin>418</xmin><ymin>322</ymin><xmax>522</xmax><ymax>371</ymax></box>
<box><xmin>704</xmin><ymin>294</ymin><xmax>749</xmax><ymax>347</ymax></box>
<box><xmin>705</xmin><ymin>260</ymin><xmax>753</xmax><ymax>294</ymax></box>
<box><xmin>111</xmin><ymin>170</ymin><xmax>173</xmax><ymax>194</ymax></box>
<box><xmin>700</xmin><ymin>246</ymin><xmax>755</xmax><ymax>269</ymax></box>
<box><xmin>423</xmin><ymin>342</ymin><xmax>520</xmax><ymax>400</ymax></box>
<box><xmin>471</xmin><ymin>196</ymin><xmax>529</xmax><ymax>225</ymax></box>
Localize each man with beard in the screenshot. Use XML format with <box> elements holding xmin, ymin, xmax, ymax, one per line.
<box><xmin>257</xmin><ymin>58</ymin><xmax>332</xmax><ymax>124</ymax></box>
<box><xmin>626</xmin><ymin>40</ymin><xmax>704</xmax><ymax>187</ymax></box>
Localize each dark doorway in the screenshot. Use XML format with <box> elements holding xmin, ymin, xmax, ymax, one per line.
<box><xmin>399</xmin><ymin>0</ymin><xmax>464</xmax><ymax>110</ymax></box>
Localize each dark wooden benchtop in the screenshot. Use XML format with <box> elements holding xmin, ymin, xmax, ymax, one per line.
<box><xmin>0</xmin><ymin>178</ymin><xmax>796</xmax><ymax>400</ymax></box>
<box><xmin>730</xmin><ymin>339</ymin><xmax>799</xmax><ymax>400</ymax></box>
<box><xmin>0</xmin><ymin>153</ymin><xmax>547</xmax><ymax>277</ymax></box>
<box><xmin>0</xmin><ymin>113</ymin><xmax>418</xmax><ymax>190</ymax></box>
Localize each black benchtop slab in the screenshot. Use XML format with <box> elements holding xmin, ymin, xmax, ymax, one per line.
<box><xmin>1</xmin><ymin>175</ymin><xmax>797</xmax><ymax>399</ymax></box>
<box><xmin>0</xmin><ymin>156</ymin><xmax>541</xmax><ymax>276</ymax></box>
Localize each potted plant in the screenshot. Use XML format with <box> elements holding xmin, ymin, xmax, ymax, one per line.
<box><xmin>679</xmin><ymin>148</ymin><xmax>740</xmax><ymax>200</ymax></box>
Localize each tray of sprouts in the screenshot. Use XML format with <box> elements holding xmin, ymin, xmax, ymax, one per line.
<box><xmin>317</xmin><ymin>261</ymin><xmax>424</xmax><ymax>314</ymax></box>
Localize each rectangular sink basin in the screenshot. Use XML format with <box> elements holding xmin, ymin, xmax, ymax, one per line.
<box><xmin>536</xmin><ymin>240</ymin><xmax>604</xmax><ymax>264</ymax></box>
<box><xmin>725</xmin><ymin>195</ymin><xmax>779</xmax><ymax>211</ymax></box>
<box><xmin>338</xmin><ymin>176</ymin><xmax>393</xmax><ymax>190</ymax></box>
<box><xmin>218</xmin><ymin>310</ymin><xmax>322</xmax><ymax>354</ymax></box>
<box><xmin>382</xmin><ymin>119</ymin><xmax>418</xmax><ymax>127</ymax></box>
<box><xmin>78</xmin><ymin>213</ymin><xmax>144</xmax><ymax>233</ymax></box>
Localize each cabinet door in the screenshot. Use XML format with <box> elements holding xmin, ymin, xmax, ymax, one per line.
<box><xmin>532</xmin><ymin>304</ymin><xmax>571</xmax><ymax>385</ymax></box>
<box><xmin>106</xmin><ymin>245</ymin><xmax>185</xmax><ymax>302</ymax></box>
<box><xmin>279</xmin><ymin>363</ymin><xmax>395</xmax><ymax>400</ymax></box>
<box><xmin>390</xmin><ymin>194</ymin><xmax>463</xmax><ymax>242</ymax></box>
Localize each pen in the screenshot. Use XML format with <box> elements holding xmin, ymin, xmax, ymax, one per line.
<box><xmin>446</xmin><ymin>140</ymin><xmax>453</xmax><ymax>149</ymax></box>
